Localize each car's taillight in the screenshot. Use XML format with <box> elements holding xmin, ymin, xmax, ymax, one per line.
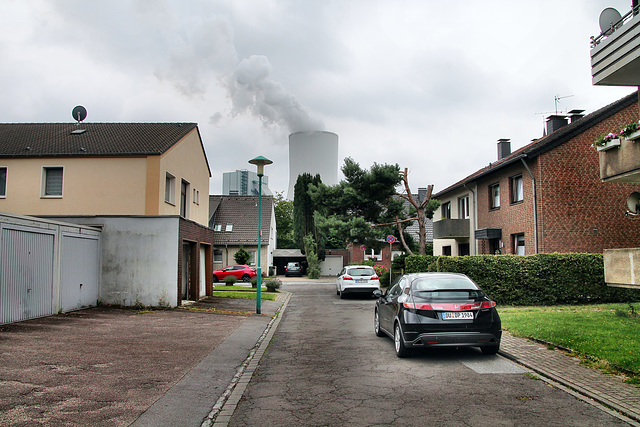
<box><xmin>343</xmin><ymin>276</ymin><xmax>353</xmax><ymax>281</ymax></box>
<box><xmin>480</xmin><ymin>301</ymin><xmax>496</xmax><ymax>309</ymax></box>
<box><xmin>403</xmin><ymin>302</ymin><xmax>432</xmax><ymax>310</ymax></box>
<box><xmin>430</xmin><ymin>302</ymin><xmax>481</xmax><ymax>311</ymax></box>
<box><xmin>372</xmin><ymin>275</ymin><xmax>379</xmax><ymax>280</ymax></box>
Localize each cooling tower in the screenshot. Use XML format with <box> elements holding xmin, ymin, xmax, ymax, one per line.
<box><xmin>287</xmin><ymin>131</ymin><xmax>339</xmax><ymax>199</ymax></box>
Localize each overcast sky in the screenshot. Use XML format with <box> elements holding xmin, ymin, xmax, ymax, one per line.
<box><xmin>1</xmin><ymin>0</ymin><xmax>636</xmax><ymax>196</ymax></box>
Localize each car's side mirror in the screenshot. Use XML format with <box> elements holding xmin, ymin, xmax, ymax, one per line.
<box><xmin>373</xmin><ymin>289</ymin><xmax>383</xmax><ymax>298</ymax></box>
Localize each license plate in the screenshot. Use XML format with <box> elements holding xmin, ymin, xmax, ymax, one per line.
<box><xmin>356</xmin><ymin>279</ymin><xmax>368</xmax><ymax>283</ymax></box>
<box><xmin>442</xmin><ymin>312</ymin><xmax>474</xmax><ymax>320</ymax></box>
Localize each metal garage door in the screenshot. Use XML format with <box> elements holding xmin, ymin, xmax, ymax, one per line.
<box><xmin>320</xmin><ymin>255</ymin><xmax>343</xmax><ymax>276</ymax></box>
<box><xmin>61</xmin><ymin>234</ymin><xmax>100</xmax><ymax>312</ymax></box>
<box><xmin>0</xmin><ymin>227</ymin><xmax>55</xmax><ymax>324</ymax></box>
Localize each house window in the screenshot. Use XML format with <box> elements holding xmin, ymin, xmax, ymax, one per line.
<box><xmin>442</xmin><ymin>246</ymin><xmax>452</xmax><ymax>256</ymax></box>
<box><xmin>225</xmin><ymin>224</ymin><xmax>233</xmax><ymax>232</ymax></box>
<box><xmin>489</xmin><ymin>183</ymin><xmax>500</xmax><ymax>209</ymax></box>
<box><xmin>458</xmin><ymin>243</ymin><xmax>470</xmax><ymax>256</ymax></box>
<box><xmin>0</xmin><ymin>167</ymin><xmax>6</xmax><ymax>198</ymax></box>
<box><xmin>193</xmin><ymin>188</ymin><xmax>199</xmax><ymax>205</ymax></box>
<box><xmin>42</xmin><ymin>167</ymin><xmax>63</xmax><ymax>197</ymax></box>
<box><xmin>214</xmin><ymin>224</ymin><xmax>222</xmax><ymax>232</ymax></box>
<box><xmin>165</xmin><ymin>173</ymin><xmax>176</xmax><ymax>204</ymax></box>
<box><xmin>458</xmin><ymin>196</ymin><xmax>469</xmax><ymax>219</ymax></box>
<box><xmin>441</xmin><ymin>202</ymin><xmax>451</xmax><ymax>219</ymax></box>
<box><xmin>180</xmin><ymin>179</ymin><xmax>190</xmax><ymax>217</ymax></box>
<box><xmin>213</xmin><ymin>249</ymin><xmax>223</xmax><ymax>262</ymax></box>
<box><xmin>513</xmin><ymin>234</ymin><xmax>525</xmax><ymax>255</ymax></box>
<box><xmin>249</xmin><ymin>251</ymin><xmax>257</xmax><ymax>264</ymax></box>
<box><xmin>511</xmin><ymin>175</ymin><xmax>523</xmax><ymax>203</ymax></box>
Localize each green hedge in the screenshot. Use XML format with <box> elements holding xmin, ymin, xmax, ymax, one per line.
<box><xmin>404</xmin><ymin>253</ymin><xmax>640</xmax><ymax>306</ymax></box>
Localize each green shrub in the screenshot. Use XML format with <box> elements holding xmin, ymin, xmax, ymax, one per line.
<box><xmin>251</xmin><ymin>277</ymin><xmax>258</xmax><ymax>288</ymax></box>
<box><xmin>265</xmin><ymin>278</ymin><xmax>282</xmax><ymax>291</ymax></box>
<box><xmin>223</xmin><ymin>275</ymin><xmax>238</xmax><ymax>286</ymax></box>
<box><xmin>234</xmin><ymin>246</ymin><xmax>251</xmax><ymax>265</ymax></box>
<box><xmin>403</xmin><ymin>253</ymin><xmax>640</xmax><ymax>306</ymax></box>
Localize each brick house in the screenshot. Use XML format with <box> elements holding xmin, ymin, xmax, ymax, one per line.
<box><xmin>0</xmin><ymin>122</ymin><xmax>214</xmax><ymax>306</ymax></box>
<box><xmin>433</xmin><ymin>91</ymin><xmax>640</xmax><ymax>256</ymax></box>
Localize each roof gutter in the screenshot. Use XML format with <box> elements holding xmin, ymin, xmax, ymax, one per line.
<box><xmin>520</xmin><ymin>156</ymin><xmax>538</xmax><ymax>254</ymax></box>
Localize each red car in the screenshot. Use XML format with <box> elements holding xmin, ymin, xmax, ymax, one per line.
<box><xmin>213</xmin><ymin>265</ymin><xmax>257</xmax><ymax>282</ymax></box>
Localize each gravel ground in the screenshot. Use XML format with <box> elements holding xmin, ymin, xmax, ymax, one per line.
<box><xmin>0</xmin><ymin>305</ymin><xmax>248</xmax><ymax>426</ymax></box>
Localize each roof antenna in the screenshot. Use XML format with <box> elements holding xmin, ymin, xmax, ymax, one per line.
<box><xmin>554</xmin><ymin>95</ymin><xmax>573</xmax><ymax>115</ymax></box>
<box><xmin>72</xmin><ymin>105</ymin><xmax>87</xmax><ymax>124</ymax></box>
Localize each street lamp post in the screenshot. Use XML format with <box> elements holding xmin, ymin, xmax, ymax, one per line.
<box><xmin>248</xmin><ymin>155</ymin><xmax>273</xmax><ymax>314</ymax></box>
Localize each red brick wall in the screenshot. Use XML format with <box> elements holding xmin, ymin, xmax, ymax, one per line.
<box><xmin>476</xmin><ymin>102</ymin><xmax>640</xmax><ymax>255</ymax></box>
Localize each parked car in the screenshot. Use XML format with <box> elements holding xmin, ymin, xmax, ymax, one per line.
<box><xmin>212</xmin><ymin>265</ymin><xmax>257</xmax><ymax>282</ymax></box>
<box><xmin>285</xmin><ymin>261</ymin><xmax>303</xmax><ymax>277</ymax></box>
<box><xmin>336</xmin><ymin>265</ymin><xmax>380</xmax><ymax>298</ymax></box>
<box><xmin>373</xmin><ymin>272</ymin><xmax>501</xmax><ymax>357</ymax></box>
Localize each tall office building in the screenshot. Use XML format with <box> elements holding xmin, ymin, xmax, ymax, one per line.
<box><xmin>223</xmin><ymin>170</ymin><xmax>272</xmax><ymax>196</ymax></box>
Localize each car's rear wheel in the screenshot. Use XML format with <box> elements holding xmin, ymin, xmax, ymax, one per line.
<box><xmin>339</xmin><ymin>289</ymin><xmax>345</xmax><ymax>299</ymax></box>
<box><xmin>481</xmin><ymin>344</ymin><xmax>500</xmax><ymax>355</ymax></box>
<box><xmin>242</xmin><ymin>274</ymin><xmax>251</xmax><ymax>282</ymax></box>
<box><xmin>213</xmin><ymin>275</ymin><xmax>219</xmax><ymax>283</ymax></box>
<box><xmin>374</xmin><ymin>309</ymin><xmax>384</xmax><ymax>337</ymax></box>
<box><xmin>394</xmin><ymin>323</ymin><xmax>409</xmax><ymax>358</ymax></box>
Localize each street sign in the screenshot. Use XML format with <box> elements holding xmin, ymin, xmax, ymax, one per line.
<box><xmin>386</xmin><ymin>235</ymin><xmax>396</xmax><ymax>244</ymax></box>
<box><xmin>360</xmin><ymin>244</ymin><xmax>366</xmax><ymax>251</ymax></box>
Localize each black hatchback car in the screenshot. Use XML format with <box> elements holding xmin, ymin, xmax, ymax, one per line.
<box><xmin>373</xmin><ymin>272</ymin><xmax>501</xmax><ymax>357</ymax></box>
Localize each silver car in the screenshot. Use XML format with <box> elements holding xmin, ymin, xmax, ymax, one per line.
<box><xmin>336</xmin><ymin>265</ymin><xmax>380</xmax><ymax>298</ymax></box>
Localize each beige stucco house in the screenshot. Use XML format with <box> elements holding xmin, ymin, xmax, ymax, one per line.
<box><xmin>0</xmin><ymin>122</ymin><xmax>214</xmax><ymax>307</ymax></box>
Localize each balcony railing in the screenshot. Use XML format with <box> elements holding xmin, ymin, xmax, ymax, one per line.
<box><xmin>433</xmin><ymin>218</ymin><xmax>470</xmax><ymax>239</ymax></box>
<box><xmin>591</xmin><ymin>5</ymin><xmax>640</xmax><ymax>86</ymax></box>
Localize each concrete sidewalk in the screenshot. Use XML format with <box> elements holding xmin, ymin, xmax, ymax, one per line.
<box><xmin>500</xmin><ymin>333</ymin><xmax>640</xmax><ymax>425</ymax></box>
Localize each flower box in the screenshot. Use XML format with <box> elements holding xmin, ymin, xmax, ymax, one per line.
<box><xmin>625</xmin><ymin>129</ymin><xmax>640</xmax><ymax>141</ymax></box>
<box><xmin>597</xmin><ymin>138</ymin><xmax>621</xmax><ymax>151</ymax></box>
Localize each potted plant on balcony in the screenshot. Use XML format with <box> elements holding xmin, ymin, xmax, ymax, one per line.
<box><xmin>596</xmin><ymin>132</ymin><xmax>621</xmax><ymax>151</ymax></box>
<box><xmin>621</xmin><ymin>122</ymin><xmax>640</xmax><ymax>141</ymax></box>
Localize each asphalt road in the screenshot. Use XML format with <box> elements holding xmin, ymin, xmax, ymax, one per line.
<box><xmin>229</xmin><ymin>281</ymin><xmax>630</xmax><ymax>426</ymax></box>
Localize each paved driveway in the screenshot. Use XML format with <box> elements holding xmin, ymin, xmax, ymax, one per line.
<box><xmin>0</xmin><ymin>306</ymin><xmax>247</xmax><ymax>426</ymax></box>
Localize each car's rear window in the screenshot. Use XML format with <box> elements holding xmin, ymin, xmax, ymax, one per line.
<box><xmin>348</xmin><ymin>268</ymin><xmax>375</xmax><ymax>276</ymax></box>
<box><xmin>411</xmin><ymin>276</ymin><xmax>479</xmax><ymax>292</ymax></box>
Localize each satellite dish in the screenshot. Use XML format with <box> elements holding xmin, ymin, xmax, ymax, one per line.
<box><xmin>599</xmin><ymin>7</ymin><xmax>622</xmax><ymax>36</ymax></box>
<box><xmin>72</xmin><ymin>105</ymin><xmax>87</xmax><ymax>123</ymax></box>
<box><xmin>627</xmin><ymin>192</ymin><xmax>640</xmax><ymax>214</ymax></box>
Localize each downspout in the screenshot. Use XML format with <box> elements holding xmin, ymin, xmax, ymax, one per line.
<box><xmin>463</xmin><ymin>183</ymin><xmax>477</xmax><ymax>255</ymax></box>
<box><xmin>520</xmin><ymin>157</ymin><xmax>539</xmax><ymax>254</ymax></box>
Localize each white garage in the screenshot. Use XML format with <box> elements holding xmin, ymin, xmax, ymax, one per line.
<box><xmin>320</xmin><ymin>255</ymin><xmax>343</xmax><ymax>276</ymax></box>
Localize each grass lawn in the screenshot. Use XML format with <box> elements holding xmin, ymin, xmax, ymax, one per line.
<box><xmin>210</xmin><ymin>289</ymin><xmax>278</xmax><ymax>301</ymax></box>
<box><xmin>500</xmin><ymin>303</ymin><xmax>640</xmax><ymax>376</ymax></box>
<box><xmin>213</xmin><ymin>285</ymin><xmax>267</xmax><ymax>291</ymax></box>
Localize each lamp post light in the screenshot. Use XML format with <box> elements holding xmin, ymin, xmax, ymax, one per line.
<box><xmin>248</xmin><ymin>155</ymin><xmax>273</xmax><ymax>314</ymax></box>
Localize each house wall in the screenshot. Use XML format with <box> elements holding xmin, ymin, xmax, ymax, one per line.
<box><xmin>156</xmin><ymin>129</ymin><xmax>211</xmax><ymax>226</ymax></box>
<box><xmin>475</xmin><ymin>102</ymin><xmax>640</xmax><ymax>255</ymax></box>
<box><xmin>0</xmin><ymin>157</ymin><xmax>147</xmax><ymax>216</ymax></box>
<box><xmin>56</xmin><ymin>216</ymin><xmax>180</xmax><ymax>307</ymax></box>
<box><xmin>536</xmin><ymin>103</ymin><xmax>640</xmax><ymax>253</ymax></box>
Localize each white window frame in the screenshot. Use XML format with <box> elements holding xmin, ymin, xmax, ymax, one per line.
<box><xmin>441</xmin><ymin>202</ymin><xmax>451</xmax><ymax>219</ymax></box>
<box><xmin>180</xmin><ymin>179</ymin><xmax>190</xmax><ymax>218</ymax></box>
<box><xmin>193</xmin><ymin>188</ymin><xmax>199</xmax><ymax>205</ymax></box>
<box><xmin>458</xmin><ymin>196</ymin><xmax>469</xmax><ymax>219</ymax></box>
<box><xmin>225</xmin><ymin>224</ymin><xmax>233</xmax><ymax>232</ymax></box>
<box><xmin>489</xmin><ymin>183</ymin><xmax>500</xmax><ymax>209</ymax></box>
<box><xmin>165</xmin><ymin>172</ymin><xmax>176</xmax><ymax>205</ymax></box>
<box><xmin>0</xmin><ymin>166</ymin><xmax>7</xmax><ymax>198</ymax></box>
<box><xmin>214</xmin><ymin>224</ymin><xmax>222</xmax><ymax>232</ymax></box>
<box><xmin>514</xmin><ymin>234</ymin><xmax>525</xmax><ymax>255</ymax></box>
<box><xmin>41</xmin><ymin>166</ymin><xmax>64</xmax><ymax>198</ymax></box>
<box><xmin>213</xmin><ymin>249</ymin><xmax>223</xmax><ymax>262</ymax></box>
<box><xmin>511</xmin><ymin>175</ymin><xmax>523</xmax><ymax>203</ymax></box>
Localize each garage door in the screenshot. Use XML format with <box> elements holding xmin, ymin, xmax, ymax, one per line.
<box><xmin>61</xmin><ymin>234</ymin><xmax>100</xmax><ymax>312</ymax></box>
<box><xmin>320</xmin><ymin>255</ymin><xmax>343</xmax><ymax>276</ymax></box>
<box><xmin>0</xmin><ymin>227</ymin><xmax>55</xmax><ymax>324</ymax></box>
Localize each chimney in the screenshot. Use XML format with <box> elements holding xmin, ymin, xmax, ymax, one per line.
<box><xmin>546</xmin><ymin>115</ymin><xmax>569</xmax><ymax>134</ymax></box>
<box><xmin>417</xmin><ymin>187</ymin><xmax>427</xmax><ymax>203</ymax></box>
<box><xmin>568</xmin><ymin>109</ymin><xmax>585</xmax><ymax>123</ymax></box>
<box><xmin>497</xmin><ymin>138</ymin><xmax>511</xmax><ymax>160</ymax></box>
